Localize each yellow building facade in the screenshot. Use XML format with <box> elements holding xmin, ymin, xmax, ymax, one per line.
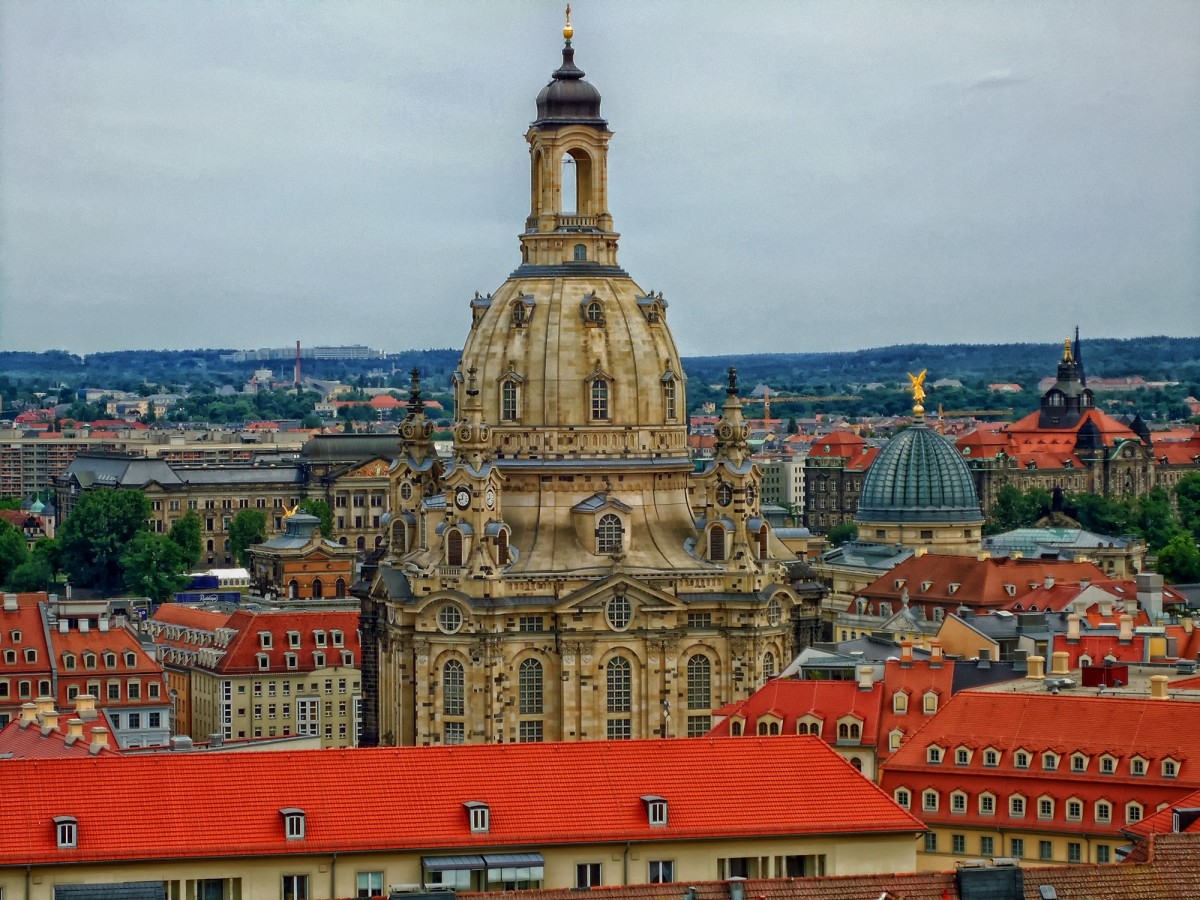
<box><xmin>360</xmin><ymin>30</ymin><xmax>802</xmax><ymax>747</ymax></box>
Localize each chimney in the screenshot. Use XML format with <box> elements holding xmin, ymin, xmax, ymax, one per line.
<box><xmin>1119</xmin><ymin>614</ymin><xmax>1134</xmax><ymax>643</ymax></box>
<box><xmin>98</xmin><ymin>616</ymin><xmax>110</xmax><ymax>633</ymax></box>
<box><xmin>209</xmin><ymin>732</ymin><xmax>224</xmax><ymax>749</ymax></box>
<box><xmin>2</xmin><ymin>593</ymin><xmax>17</xmax><ymax>612</ymax></box>
<box><xmin>58</xmin><ymin>619</ymin><xmax>68</xmax><ymax>634</ymax></box>
<box><xmin>930</xmin><ymin>641</ymin><xmax>944</xmax><ymax>666</ymax></box>
<box><xmin>40</xmin><ymin>709</ymin><xmax>59</xmax><ymax>734</ymax></box>
<box><xmin>728</xmin><ymin>879</ymin><xmax>745</xmax><ymax>900</ymax></box>
<box><xmin>1027</xmin><ymin>655</ymin><xmax>1046</xmax><ymax>680</ymax></box>
<box><xmin>1044</xmin><ymin>575</ymin><xmax>1055</xmax><ymax>589</ymax></box>
<box><xmin>1051</xmin><ymin>651</ymin><xmax>1070</xmax><ymax>676</ymax></box>
<box><xmin>977</xmin><ymin>551</ymin><xmax>991</xmax><ymax>561</ymax></box>
<box><xmin>1150</xmin><ymin>675</ymin><xmax>1170</xmax><ymax>700</ymax></box>
<box><xmin>1079</xmin><ymin>578</ymin><xmax>1091</xmax><ymax>589</ymax></box>
<box><xmin>78</xmin><ymin>618</ymin><xmax>89</xmax><ymax>633</ymax></box>
<box><xmin>35</xmin><ymin>695</ymin><xmax>55</xmax><ymax>716</ymax></box>
<box><xmin>65</xmin><ymin>718</ymin><xmax>85</xmax><ymax>745</ymax></box>
<box><xmin>1099</xmin><ymin>597</ymin><xmax>1113</xmax><ymax>617</ymax></box>
<box><xmin>1137</xmin><ymin>573</ymin><xmax>1164</xmax><ymax>621</ymax></box>
<box><xmin>171</xmin><ymin>735</ymin><xmax>194</xmax><ymax>752</ymax></box>
<box><xmin>89</xmin><ymin>727</ymin><xmax>110</xmax><ymax>754</ymax></box>
<box><xmin>900</xmin><ymin>640</ymin><xmax>914</xmax><ymax>666</ymax></box>
<box><xmin>1183</xmin><ymin>616</ymin><xmax>1194</xmax><ymax>636</ymax></box>
<box><xmin>857</xmin><ymin>665</ymin><xmax>874</xmax><ymax>691</ymax></box>
<box><xmin>1067</xmin><ymin>614</ymin><xmax>1081</xmax><ymax>642</ymax></box>
<box><xmin>1125</xmin><ymin>597</ymin><xmax>1138</xmax><ymax>616</ymax></box>
<box><xmin>19</xmin><ymin>702</ymin><xmax>37</xmax><ymax>726</ymax></box>
<box><xmin>74</xmin><ymin>694</ymin><xmax>98</xmax><ymax>720</ymax></box>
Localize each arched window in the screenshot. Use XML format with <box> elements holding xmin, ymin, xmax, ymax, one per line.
<box><xmin>335</xmin><ymin>578</ymin><xmax>346</xmax><ymax>596</ymax></box>
<box><xmin>686</xmin><ymin>655</ymin><xmax>711</xmax><ymax>710</ymax></box>
<box><xmin>518</xmin><ymin>658</ymin><xmax>543</xmax><ymax>715</ymax></box>
<box><xmin>393</xmin><ymin>524</ymin><xmax>406</xmax><ymax>554</ymax></box>
<box><xmin>501</xmin><ymin>379</ymin><xmax>519</xmax><ymax>421</ymax></box>
<box><xmin>443</xmin><ymin>660</ymin><xmax>465</xmax><ymax>716</ymax></box>
<box><xmin>573</xmin><ymin>243</ymin><xmax>587</xmax><ymax>261</ymax></box>
<box><xmin>496</xmin><ymin>529</ymin><xmax>510</xmax><ymax>565</ymax></box>
<box><xmin>757</xmin><ymin>524</ymin><xmax>769</xmax><ymax>560</ymax></box>
<box><xmin>511</xmin><ymin>302</ymin><xmax>527</xmax><ymax>326</ymax></box>
<box><xmin>311</xmin><ymin>578</ymin><xmax>323</xmax><ymax>599</ymax></box>
<box><xmin>288</xmin><ymin>579</ymin><xmax>298</xmax><ymax>599</ymax></box>
<box><xmin>850</xmin><ymin>757</ymin><xmax>863</xmax><ymax>771</ymax></box>
<box><xmin>597</xmin><ymin>513</ymin><xmax>623</xmax><ymax>554</ymax></box>
<box><xmin>663</xmin><ymin>378</ymin><xmax>677</xmax><ymax>421</ymax></box>
<box><xmin>561</xmin><ymin>153</ymin><xmax>577</xmax><ymax>213</ymax></box>
<box><xmin>763</xmin><ymin>651</ymin><xmax>776</xmax><ymax>680</ymax></box>
<box><xmin>585</xmin><ymin>300</ymin><xmax>604</xmax><ymax>324</ymax></box>
<box><xmin>447</xmin><ymin>529</ymin><xmax>464</xmax><ymax>566</ymax></box>
<box><xmin>590</xmin><ymin>377</ymin><xmax>609</xmax><ymax>419</ymax></box>
<box><xmin>607</xmin><ymin>657</ymin><xmax>632</xmax><ymax>712</ymax></box>
<box><xmin>709</xmin><ymin>525</ymin><xmax>726</xmax><ymax>561</ymax></box>
<box><xmin>731</xmin><ymin>720</ymin><xmax>743</xmax><ymax>736</ymax></box>
<box><xmin>356</xmin><ymin>536</ymin><xmax>365</xmax><ymax>550</ymax></box>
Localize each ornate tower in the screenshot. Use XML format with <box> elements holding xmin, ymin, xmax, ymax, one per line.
<box><xmin>363</xmin><ymin>16</ymin><xmax>799</xmax><ymax>748</ymax></box>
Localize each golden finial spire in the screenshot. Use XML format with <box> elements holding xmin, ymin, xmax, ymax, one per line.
<box><xmin>907</xmin><ymin>369</ymin><xmax>927</xmax><ymax>418</ymax></box>
<box><xmin>1063</xmin><ymin>338</ymin><xmax>1073</xmax><ymax>362</ymax></box>
<box><xmin>563</xmin><ymin>4</ymin><xmax>573</xmax><ymax>42</ymax></box>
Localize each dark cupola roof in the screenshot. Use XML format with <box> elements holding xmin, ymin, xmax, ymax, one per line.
<box><xmin>534</xmin><ymin>34</ymin><xmax>606</xmax><ymax>128</ymax></box>
<box><xmin>856</xmin><ymin>422</ymin><xmax>983</xmax><ymax>525</ymax></box>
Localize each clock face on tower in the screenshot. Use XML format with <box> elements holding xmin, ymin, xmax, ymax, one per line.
<box><xmin>455</xmin><ymin>486</ymin><xmax>471</xmax><ymax>509</ymax></box>
<box><xmin>485</xmin><ymin>486</ymin><xmax>496</xmax><ymax>510</ymax></box>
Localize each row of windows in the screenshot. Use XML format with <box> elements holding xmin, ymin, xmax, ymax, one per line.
<box><xmin>929</xmin><ymin>833</ymin><xmax>1111</xmax><ymax>864</ymax></box>
<box><xmin>926</xmin><ymin>743</ymin><xmax>1179</xmax><ymax>778</ymax></box>
<box><xmin>897</xmin><ymin>787</ymin><xmax>1144</xmax><ymax>825</ymax></box>
<box><xmin>256</xmin><ymin>650</ymin><xmax>356</xmax><ymax>671</ymax></box>
<box><xmin>258</xmin><ymin>630</ymin><xmax>347</xmax><ymax>649</ymax></box>
<box><xmin>494</xmin><ymin>376</ymin><xmax>680</xmax><ymax>423</ymax></box>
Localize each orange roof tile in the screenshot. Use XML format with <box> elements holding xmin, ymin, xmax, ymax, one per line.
<box><xmin>709</xmin><ymin>680</ymin><xmax>883</xmax><ymax>745</ymax></box>
<box><xmin>0</xmin><ymin>736</ymin><xmax>921</xmax><ymax>865</ymax></box>
<box><xmin>208</xmin><ymin>609</ymin><xmax>361</xmax><ymax>674</ymax></box>
<box><xmin>150</xmin><ymin>604</ymin><xmax>233</xmax><ymax>632</ymax></box>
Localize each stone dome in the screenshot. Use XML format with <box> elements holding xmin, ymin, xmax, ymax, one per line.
<box><xmin>856</xmin><ymin>422</ymin><xmax>982</xmax><ymax>524</ymax></box>
<box><xmin>534</xmin><ymin>45</ymin><xmax>605</xmax><ymax>126</ymax></box>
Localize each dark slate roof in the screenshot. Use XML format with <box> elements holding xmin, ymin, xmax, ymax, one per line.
<box><xmin>300</xmin><ymin>434</ymin><xmax>403</xmax><ymax>461</ymax></box>
<box><xmin>856</xmin><ymin>422</ymin><xmax>982</xmax><ymax>524</ymax></box>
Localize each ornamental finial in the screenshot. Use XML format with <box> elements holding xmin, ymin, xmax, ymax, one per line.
<box><xmin>563</xmin><ymin>4</ymin><xmax>573</xmax><ymax>43</ymax></box>
<box><xmin>907</xmin><ymin>368</ymin><xmax>927</xmax><ymax>418</ymax></box>
<box><xmin>1063</xmin><ymin>338</ymin><xmax>1073</xmax><ymax>362</ymax></box>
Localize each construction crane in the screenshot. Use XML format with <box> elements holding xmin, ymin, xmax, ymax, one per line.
<box><xmin>936</xmin><ymin>404</ymin><xmax>1014</xmax><ymax>418</ymax></box>
<box><xmin>741</xmin><ymin>387</ymin><xmax>862</xmax><ymax>421</ymax></box>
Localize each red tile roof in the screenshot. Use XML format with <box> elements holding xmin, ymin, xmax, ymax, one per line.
<box><xmin>807</xmin><ymin>431</ymin><xmax>866</xmax><ymax>459</ymax></box>
<box><xmin>0</xmin><ymin>594</ymin><xmax>53</xmax><ymax>676</ymax></box>
<box><xmin>860</xmin><ymin>555</ymin><xmax>1107</xmax><ymax>612</ymax></box>
<box><xmin>0</xmin><ymin>717</ymin><xmax>117</xmax><ymax>759</ymax></box>
<box><xmin>881</xmin><ymin>692</ymin><xmax>1200</xmax><ymax>836</ymax></box>
<box><xmin>150</xmin><ymin>604</ymin><xmax>233</xmax><ymax>632</ymax></box>
<box><xmin>0</xmin><ymin>736</ymin><xmax>921</xmax><ymax>865</ymax></box>
<box><xmin>877</xmin><ymin>658</ymin><xmax>957</xmax><ymax>763</ymax></box>
<box><xmin>709</xmin><ymin>679</ymin><xmax>883</xmax><ymax>747</ymax></box>
<box><xmin>206</xmin><ymin>609</ymin><xmax>361</xmax><ymax>674</ymax></box>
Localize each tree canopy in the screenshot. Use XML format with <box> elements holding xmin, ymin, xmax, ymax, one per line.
<box><xmin>229</xmin><ymin>509</ymin><xmax>268</xmax><ymax>567</ymax></box>
<box><xmin>299</xmin><ymin>499</ymin><xmax>334</xmax><ymax>538</ymax></box>
<box><xmin>168</xmin><ymin>511</ymin><xmax>203</xmax><ymax>570</ymax></box>
<box><xmin>58</xmin><ymin>490</ymin><xmax>151</xmax><ymax>593</ymax></box>
<box><xmin>121</xmin><ymin>532</ymin><xmax>190</xmax><ymax>603</ymax></box>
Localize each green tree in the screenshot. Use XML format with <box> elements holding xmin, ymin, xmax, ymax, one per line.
<box><xmin>786</xmin><ymin>417</ymin><xmax>799</xmax><ymax>436</ymax></box>
<box><xmin>0</xmin><ymin>496</ymin><xmax>22</xmax><ymax>511</ymax></box>
<box><xmin>31</xmin><ymin>537</ymin><xmax>63</xmax><ymax>581</ymax></box>
<box><xmin>9</xmin><ymin>554</ymin><xmax>53</xmax><ymax>592</ymax></box>
<box><xmin>984</xmin><ymin>485</ymin><xmax>1051</xmax><ymax>535</ymax></box>
<box><xmin>827</xmin><ymin>522</ymin><xmax>858</xmax><ymax>547</ymax></box>
<box><xmin>299</xmin><ymin>499</ymin><xmax>334</xmax><ymax>538</ymax></box>
<box><xmin>1175</xmin><ymin>473</ymin><xmax>1200</xmax><ymax>541</ymax></box>
<box><xmin>121</xmin><ymin>532</ymin><xmax>189</xmax><ymax>602</ymax></box>
<box><xmin>1156</xmin><ymin>533</ymin><xmax>1200</xmax><ymax>584</ymax></box>
<box><xmin>1129</xmin><ymin>486</ymin><xmax>1183</xmax><ymax>552</ymax></box>
<box><xmin>228</xmin><ymin>509</ymin><xmax>267</xmax><ymax>567</ymax></box>
<box><xmin>0</xmin><ymin>521</ymin><xmax>29</xmax><ymax>585</ymax></box>
<box><xmin>58</xmin><ymin>489</ymin><xmax>151</xmax><ymax>592</ymax></box>
<box><xmin>301</xmin><ymin>412</ymin><xmax>323</xmax><ymax>429</ymax></box>
<box><xmin>168</xmin><ymin>510</ymin><xmax>203</xmax><ymax>570</ymax></box>
<box><xmin>1068</xmin><ymin>492</ymin><xmax>1133</xmax><ymax>536</ymax></box>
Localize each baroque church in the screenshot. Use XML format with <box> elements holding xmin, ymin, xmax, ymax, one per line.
<box><xmin>358</xmin><ymin>20</ymin><xmax>804</xmax><ymax>747</ymax></box>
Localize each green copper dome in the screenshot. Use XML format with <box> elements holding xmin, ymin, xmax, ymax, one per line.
<box><xmin>856</xmin><ymin>423</ymin><xmax>982</xmax><ymax>524</ymax></box>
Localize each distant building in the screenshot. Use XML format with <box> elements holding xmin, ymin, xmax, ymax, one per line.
<box><xmin>249</xmin><ymin>512</ymin><xmax>356</xmax><ymax>599</ymax></box>
<box><xmin>803</xmin><ymin>430</ymin><xmax>878</xmax><ymax>532</ymax></box>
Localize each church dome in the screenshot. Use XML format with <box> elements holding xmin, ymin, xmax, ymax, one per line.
<box><xmin>856</xmin><ymin>423</ymin><xmax>982</xmax><ymax>524</ymax></box>
<box><xmin>534</xmin><ymin>45</ymin><xmax>605</xmax><ymax>126</ymax></box>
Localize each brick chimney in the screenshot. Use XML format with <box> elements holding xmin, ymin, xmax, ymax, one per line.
<box><xmin>89</xmin><ymin>727</ymin><xmax>110</xmax><ymax>755</ymax></box>
<box><xmin>929</xmin><ymin>641</ymin><xmax>944</xmax><ymax>666</ymax></box>
<box><xmin>1051</xmin><ymin>651</ymin><xmax>1070</xmax><ymax>676</ymax></box>
<box><xmin>1027</xmin><ymin>655</ymin><xmax>1045</xmax><ymax>680</ymax></box>
<box><xmin>1150</xmin><ymin>675</ymin><xmax>1170</xmax><ymax>700</ymax></box>
<box><xmin>900</xmin><ymin>640</ymin><xmax>914</xmax><ymax>667</ymax></box>
<box><xmin>64</xmin><ymin>718</ymin><xmax>85</xmax><ymax>746</ymax></box>
<box><xmin>74</xmin><ymin>694</ymin><xmax>98</xmax><ymax>720</ymax></box>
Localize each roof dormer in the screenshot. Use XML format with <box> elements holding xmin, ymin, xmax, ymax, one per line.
<box><xmin>465</xmin><ymin>800</ymin><xmax>490</xmax><ymax>833</ymax></box>
<box><xmin>641</xmin><ymin>795</ymin><xmax>668</xmax><ymax>827</ymax></box>
<box><xmin>281</xmin><ymin>808</ymin><xmax>305</xmax><ymax>840</ymax></box>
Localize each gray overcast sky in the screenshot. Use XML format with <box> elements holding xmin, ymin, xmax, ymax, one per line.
<box><xmin>2</xmin><ymin>1</ymin><xmax>1198</xmax><ymax>356</ymax></box>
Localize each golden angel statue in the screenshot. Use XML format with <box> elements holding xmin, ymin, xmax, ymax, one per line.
<box><xmin>907</xmin><ymin>369</ymin><xmax>927</xmax><ymax>410</ymax></box>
